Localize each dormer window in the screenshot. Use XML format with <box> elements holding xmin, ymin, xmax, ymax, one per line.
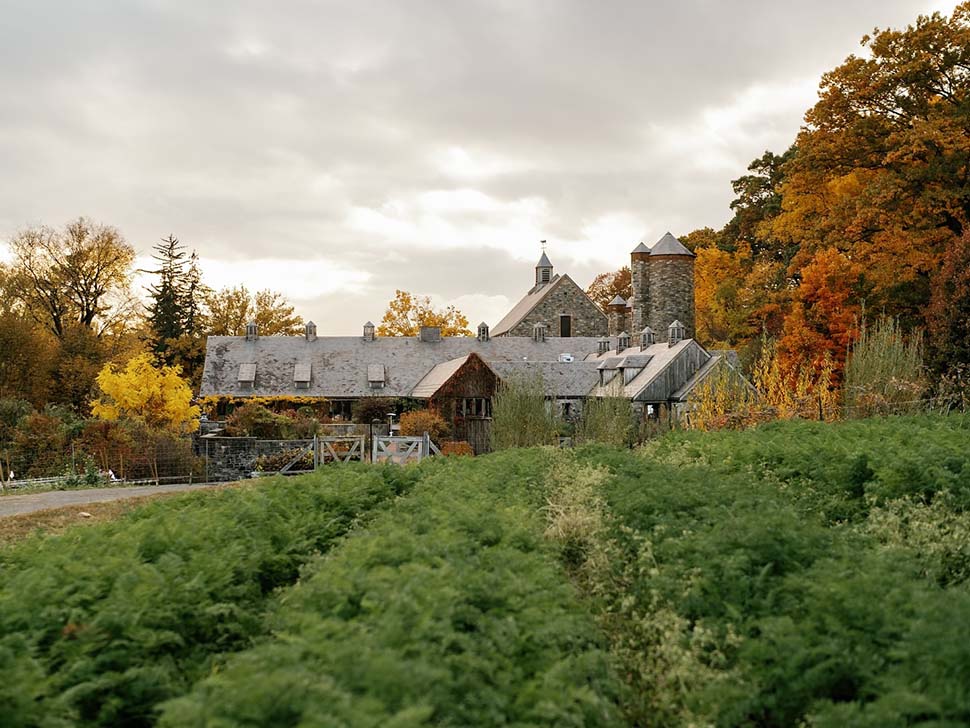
<box><xmin>294</xmin><ymin>362</ymin><xmax>311</xmax><ymax>389</ymax></box>
<box><xmin>238</xmin><ymin>362</ymin><xmax>256</xmax><ymax>387</ymax></box>
<box><xmin>367</xmin><ymin>364</ymin><xmax>386</xmax><ymax>388</ymax></box>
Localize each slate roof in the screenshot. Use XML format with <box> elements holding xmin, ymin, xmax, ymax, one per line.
<box><xmin>488</xmin><ymin>361</ymin><xmax>602</xmax><ymax>398</ymax></box>
<box><xmin>536</xmin><ymin>252</ymin><xmax>553</xmax><ymax>268</ymax></box>
<box><xmin>491</xmin><ymin>273</ymin><xmax>564</xmax><ymax>336</ymax></box>
<box><xmin>651</xmin><ymin>232</ymin><xmax>694</xmax><ymax>257</ymax></box>
<box><xmin>632</xmin><ymin>241</ymin><xmax>651</xmax><ymax>254</ymax></box>
<box><xmin>200</xmin><ymin>334</ymin><xmax>605</xmax><ymax>399</ymax></box>
<box><xmin>588</xmin><ymin>339</ymin><xmax>697</xmax><ymax>399</ymax></box>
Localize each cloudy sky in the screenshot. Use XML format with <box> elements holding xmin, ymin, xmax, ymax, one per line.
<box><xmin>0</xmin><ymin>0</ymin><xmax>957</xmax><ymax>334</ymax></box>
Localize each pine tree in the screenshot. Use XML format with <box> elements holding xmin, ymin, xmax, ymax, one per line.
<box><xmin>146</xmin><ymin>235</ymin><xmax>188</xmax><ymax>364</ymax></box>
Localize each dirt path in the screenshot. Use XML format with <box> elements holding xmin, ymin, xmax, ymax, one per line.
<box><xmin>0</xmin><ymin>482</ymin><xmax>229</xmax><ymax>518</ymax></box>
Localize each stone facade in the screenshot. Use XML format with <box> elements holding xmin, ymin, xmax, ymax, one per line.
<box><xmin>630</xmin><ymin>248</ymin><xmax>650</xmax><ymax>333</ymax></box>
<box><xmin>505</xmin><ymin>276</ymin><xmax>607</xmax><ymax>337</ymax></box>
<box><xmin>647</xmin><ymin>255</ymin><xmax>695</xmax><ymax>338</ymax></box>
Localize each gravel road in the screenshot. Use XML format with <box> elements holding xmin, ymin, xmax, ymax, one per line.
<box><xmin>0</xmin><ymin>482</ymin><xmax>228</xmax><ymax>518</ymax></box>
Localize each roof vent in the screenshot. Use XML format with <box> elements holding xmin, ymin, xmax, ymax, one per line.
<box><xmin>597</xmin><ymin>337</ymin><xmax>610</xmax><ymax>355</ymax></box>
<box><xmin>419</xmin><ymin>326</ymin><xmax>441</xmax><ymax>343</ymax></box>
<box><xmin>617</xmin><ymin>331</ymin><xmax>631</xmax><ymax>351</ymax></box>
<box><xmin>533</xmin><ymin>321</ymin><xmax>547</xmax><ymax>343</ymax></box>
<box><xmin>304</xmin><ymin>321</ymin><xmax>317</xmax><ymax>342</ymax></box>
<box><xmin>477</xmin><ymin>322</ymin><xmax>490</xmax><ymax>342</ymax></box>
<box><xmin>640</xmin><ymin>326</ymin><xmax>656</xmax><ymax>349</ymax></box>
<box><xmin>668</xmin><ymin>320</ymin><xmax>686</xmax><ymax>346</ymax></box>
<box><xmin>245</xmin><ymin>321</ymin><xmax>258</xmax><ymax>341</ymax></box>
<box><xmin>363</xmin><ymin>321</ymin><xmax>375</xmax><ymax>342</ymax></box>
<box><xmin>559</xmin><ymin>353</ymin><xmax>574</xmax><ymax>363</ymax></box>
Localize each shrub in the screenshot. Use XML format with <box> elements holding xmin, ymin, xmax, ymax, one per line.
<box><xmin>224</xmin><ymin>402</ymin><xmax>289</xmax><ymax>438</ymax></box>
<box><xmin>350</xmin><ymin>397</ymin><xmax>399</xmax><ymax>424</ymax></box>
<box><xmin>844</xmin><ymin>315</ymin><xmax>926</xmax><ymax>417</ymax></box>
<box><xmin>440</xmin><ymin>440</ymin><xmax>474</xmax><ymax>456</ymax></box>
<box><xmin>398</xmin><ymin>408</ymin><xmax>450</xmax><ymax>441</ymax></box>
<box><xmin>575</xmin><ymin>390</ymin><xmax>635</xmax><ymax>446</ymax></box>
<box><xmin>490</xmin><ymin>373</ymin><xmax>559</xmax><ymax>449</ymax></box>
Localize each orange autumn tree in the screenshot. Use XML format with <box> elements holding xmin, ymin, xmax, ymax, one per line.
<box><xmin>585</xmin><ymin>266</ymin><xmax>632</xmax><ymax>312</ymax></box>
<box><xmin>779</xmin><ymin>247</ymin><xmax>864</xmax><ymax>378</ymax></box>
<box><xmin>377</xmin><ymin>290</ymin><xmax>472</xmax><ymax>337</ymax></box>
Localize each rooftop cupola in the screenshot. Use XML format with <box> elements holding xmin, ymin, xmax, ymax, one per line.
<box><xmin>667</xmin><ymin>319</ymin><xmax>686</xmax><ymax>346</ymax></box>
<box><xmin>535</xmin><ymin>249</ymin><xmax>554</xmax><ymax>287</ymax></box>
<box><xmin>245</xmin><ymin>321</ymin><xmax>258</xmax><ymax>341</ymax></box>
<box><xmin>304</xmin><ymin>320</ymin><xmax>317</xmax><ymax>342</ymax></box>
<box><xmin>640</xmin><ymin>326</ymin><xmax>656</xmax><ymax>349</ymax></box>
<box><xmin>363</xmin><ymin>321</ymin><xmax>375</xmax><ymax>341</ymax></box>
<box><xmin>597</xmin><ymin>336</ymin><xmax>611</xmax><ymax>355</ymax></box>
<box><xmin>477</xmin><ymin>322</ymin><xmax>490</xmax><ymax>342</ymax></box>
<box><xmin>617</xmin><ymin>331</ymin><xmax>631</xmax><ymax>351</ymax></box>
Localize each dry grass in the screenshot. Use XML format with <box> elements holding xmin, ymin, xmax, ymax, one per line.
<box><xmin>0</xmin><ymin>485</ymin><xmax>240</xmax><ymax>547</ymax></box>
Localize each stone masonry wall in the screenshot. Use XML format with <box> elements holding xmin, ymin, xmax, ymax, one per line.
<box><xmin>506</xmin><ymin>275</ymin><xmax>608</xmax><ymax>337</ymax></box>
<box><xmin>630</xmin><ymin>253</ymin><xmax>650</xmax><ymax>334</ymax></box>
<box><xmin>647</xmin><ymin>255</ymin><xmax>695</xmax><ymax>338</ymax></box>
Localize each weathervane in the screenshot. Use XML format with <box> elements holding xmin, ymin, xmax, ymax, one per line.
<box><xmin>540</xmin><ymin>239</ymin><xmax>547</xmax><ymax>253</ymax></box>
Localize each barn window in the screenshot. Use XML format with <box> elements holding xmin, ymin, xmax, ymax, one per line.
<box><xmin>561</xmin><ymin>401</ymin><xmax>572</xmax><ymax>418</ymax></box>
<box><xmin>559</xmin><ymin>314</ymin><xmax>572</xmax><ymax>337</ymax></box>
<box><xmin>460</xmin><ymin>397</ymin><xmax>492</xmax><ymax>418</ymax></box>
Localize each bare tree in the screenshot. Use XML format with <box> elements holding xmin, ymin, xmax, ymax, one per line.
<box><xmin>8</xmin><ymin>217</ymin><xmax>138</xmax><ymax>338</ymax></box>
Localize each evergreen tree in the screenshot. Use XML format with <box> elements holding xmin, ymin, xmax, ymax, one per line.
<box><xmin>146</xmin><ymin>235</ymin><xmax>187</xmax><ymax>363</ymax></box>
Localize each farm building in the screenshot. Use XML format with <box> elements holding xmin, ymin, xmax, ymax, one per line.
<box><xmin>199</xmin><ymin>234</ymin><xmax>747</xmax><ymax>450</ymax></box>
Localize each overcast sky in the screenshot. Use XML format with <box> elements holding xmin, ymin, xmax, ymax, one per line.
<box><xmin>0</xmin><ymin>0</ymin><xmax>957</xmax><ymax>334</ymax></box>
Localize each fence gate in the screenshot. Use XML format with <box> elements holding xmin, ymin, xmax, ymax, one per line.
<box><xmin>315</xmin><ymin>436</ymin><xmax>366</xmax><ymax>464</ymax></box>
<box><xmin>372</xmin><ymin>434</ymin><xmax>440</xmax><ymax>465</ymax></box>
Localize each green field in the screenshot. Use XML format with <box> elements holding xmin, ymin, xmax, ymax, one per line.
<box><xmin>2</xmin><ymin>415</ymin><xmax>969</xmax><ymax>727</ymax></box>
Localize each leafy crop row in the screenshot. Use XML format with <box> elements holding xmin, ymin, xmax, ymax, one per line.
<box><xmin>569</xmin><ymin>414</ymin><xmax>970</xmax><ymax>726</ymax></box>
<box><xmin>160</xmin><ymin>451</ymin><xmax>623</xmax><ymax>727</ymax></box>
<box><xmin>0</xmin><ymin>464</ymin><xmax>417</xmax><ymax>727</ymax></box>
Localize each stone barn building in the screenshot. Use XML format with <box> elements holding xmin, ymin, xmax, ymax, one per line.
<box><xmin>198</xmin><ymin>233</ymin><xmax>746</xmax><ymax>451</ymax></box>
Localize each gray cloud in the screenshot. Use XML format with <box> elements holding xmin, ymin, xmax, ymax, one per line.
<box><xmin>0</xmin><ymin>0</ymin><xmax>954</xmax><ymax>332</ymax></box>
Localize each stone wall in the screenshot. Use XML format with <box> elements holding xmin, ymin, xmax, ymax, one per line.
<box><xmin>630</xmin><ymin>252</ymin><xmax>650</xmax><ymax>334</ymax></box>
<box><xmin>647</xmin><ymin>255</ymin><xmax>695</xmax><ymax>338</ymax></box>
<box><xmin>506</xmin><ymin>275</ymin><xmax>607</xmax><ymax>337</ymax></box>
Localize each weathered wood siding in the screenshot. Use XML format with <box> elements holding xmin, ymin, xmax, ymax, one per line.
<box><xmin>635</xmin><ymin>341</ymin><xmax>708</xmax><ymax>403</ymax></box>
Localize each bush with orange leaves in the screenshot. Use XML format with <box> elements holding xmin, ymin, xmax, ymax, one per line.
<box><xmin>440</xmin><ymin>440</ymin><xmax>475</xmax><ymax>457</ymax></box>
<box><xmin>398</xmin><ymin>409</ymin><xmax>451</xmax><ymax>443</ymax></box>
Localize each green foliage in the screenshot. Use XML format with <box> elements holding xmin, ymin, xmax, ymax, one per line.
<box><xmin>160</xmin><ymin>451</ymin><xmax>622</xmax><ymax>727</ymax></box>
<box><xmin>575</xmin><ymin>391</ymin><xmax>635</xmax><ymax>447</ymax></box>
<box><xmin>490</xmin><ymin>373</ymin><xmax>560</xmax><ymax>450</ymax></box>
<box><xmin>844</xmin><ymin>316</ymin><xmax>926</xmax><ymax>417</ymax></box>
<box><xmin>350</xmin><ymin>396</ymin><xmax>400</xmax><ymax>424</ymax></box>
<box><xmin>0</xmin><ymin>465</ymin><xmax>413</xmax><ymax>727</ymax></box>
<box><xmin>567</xmin><ymin>414</ymin><xmax>970</xmax><ymax>726</ymax></box>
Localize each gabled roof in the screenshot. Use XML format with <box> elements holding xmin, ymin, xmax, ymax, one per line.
<box><xmin>491</xmin><ymin>273</ymin><xmax>564</xmax><ymax>336</ymax></box>
<box><xmin>651</xmin><ymin>232</ymin><xmax>694</xmax><ymax>257</ymax></box>
<box><xmin>488</xmin><ymin>360</ymin><xmax>601</xmax><ymax>398</ymax></box>
<box><xmin>411</xmin><ymin>356</ymin><xmax>472</xmax><ymax>399</ymax></box>
<box><xmin>588</xmin><ymin>339</ymin><xmax>699</xmax><ymax>399</ymax></box>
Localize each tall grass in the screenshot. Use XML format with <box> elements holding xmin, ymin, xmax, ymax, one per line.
<box><xmin>576</xmin><ymin>385</ymin><xmax>635</xmax><ymax>446</ymax></box>
<box><xmin>844</xmin><ymin>316</ymin><xmax>926</xmax><ymax>417</ymax></box>
<box><xmin>490</xmin><ymin>372</ymin><xmax>560</xmax><ymax>449</ymax></box>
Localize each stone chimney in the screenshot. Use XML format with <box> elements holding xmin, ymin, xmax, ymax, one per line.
<box><xmin>419</xmin><ymin>326</ymin><xmax>441</xmax><ymax>343</ymax></box>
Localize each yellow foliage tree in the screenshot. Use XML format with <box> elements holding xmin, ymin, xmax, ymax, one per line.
<box><xmin>377</xmin><ymin>290</ymin><xmax>472</xmax><ymax>337</ymax></box>
<box><xmin>90</xmin><ymin>354</ymin><xmax>200</xmax><ymax>434</ymax></box>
